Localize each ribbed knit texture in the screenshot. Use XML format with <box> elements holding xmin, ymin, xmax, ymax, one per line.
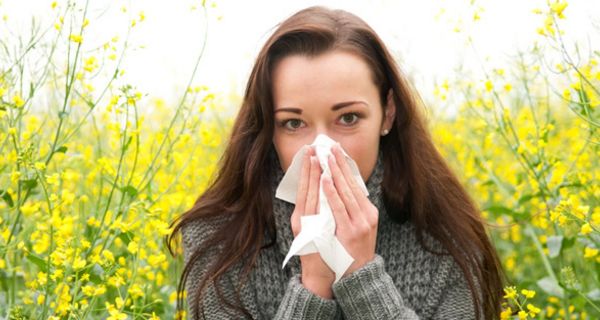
<box><xmin>181</xmin><ymin>148</ymin><xmax>483</xmax><ymax>319</ymax></box>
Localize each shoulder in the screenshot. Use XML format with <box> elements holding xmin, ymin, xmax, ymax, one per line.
<box><xmin>180</xmin><ymin>213</ymin><xmax>233</xmax><ymax>263</ymax></box>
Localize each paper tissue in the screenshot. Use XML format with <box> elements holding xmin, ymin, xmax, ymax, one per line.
<box><xmin>276</xmin><ymin>133</ymin><xmax>369</xmax><ymax>283</ymax></box>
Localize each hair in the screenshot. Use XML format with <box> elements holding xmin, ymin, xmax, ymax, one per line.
<box><xmin>166</xmin><ymin>5</ymin><xmax>505</xmax><ymax>320</ymax></box>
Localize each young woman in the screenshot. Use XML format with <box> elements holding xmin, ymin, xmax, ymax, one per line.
<box><xmin>167</xmin><ymin>5</ymin><xmax>505</xmax><ymax>320</ymax></box>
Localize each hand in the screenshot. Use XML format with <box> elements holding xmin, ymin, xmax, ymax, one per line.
<box><xmin>290</xmin><ymin>145</ymin><xmax>335</xmax><ymax>298</ymax></box>
<box><xmin>323</xmin><ymin>142</ymin><xmax>379</xmax><ymax>278</ymax></box>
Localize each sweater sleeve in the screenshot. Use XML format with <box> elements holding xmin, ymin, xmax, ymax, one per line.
<box><xmin>331</xmin><ymin>254</ymin><xmax>482</xmax><ymax>320</ymax></box>
<box><xmin>274</xmin><ymin>273</ymin><xmax>341</xmax><ymax>319</ymax></box>
<box><xmin>182</xmin><ymin>215</ymin><xmax>342</xmax><ymax>319</ymax></box>
<box><xmin>331</xmin><ymin>254</ymin><xmax>419</xmax><ymax>319</ymax></box>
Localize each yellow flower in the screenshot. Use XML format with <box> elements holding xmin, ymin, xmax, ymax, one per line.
<box><xmin>550</xmin><ymin>1</ymin><xmax>568</xmax><ymax>19</ymax></box>
<box><xmin>115</xmin><ymin>297</ymin><xmax>125</xmax><ymax>308</ymax></box>
<box><xmin>149</xmin><ymin>312</ymin><xmax>160</xmax><ymax>320</ymax></box>
<box><xmin>584</xmin><ymin>247</ymin><xmax>599</xmax><ymax>259</ymax></box>
<box><xmin>83</xmin><ymin>56</ymin><xmax>98</xmax><ymax>72</ymax></box>
<box><xmin>521</xmin><ymin>289</ymin><xmax>536</xmax><ymax>299</ymax></box>
<box><xmin>518</xmin><ymin>310</ymin><xmax>528</xmax><ymax>319</ymax></box>
<box><xmin>106</xmin><ymin>302</ymin><xmax>127</xmax><ymax>320</ymax></box>
<box><xmin>102</xmin><ymin>250</ymin><xmax>115</xmax><ymax>263</ymax></box>
<box><xmin>12</xmin><ymin>94</ymin><xmax>25</xmax><ymax>107</ymax></box>
<box><xmin>527</xmin><ymin>303</ymin><xmax>541</xmax><ymax>316</ymax></box>
<box><xmin>581</xmin><ymin>223</ymin><xmax>593</xmax><ymax>235</ymax></box>
<box><xmin>69</xmin><ymin>34</ymin><xmax>83</xmax><ymax>43</ymax></box>
<box><xmin>485</xmin><ymin>80</ymin><xmax>493</xmax><ymax>92</ymax></box>
<box><xmin>127</xmin><ymin>240</ymin><xmax>138</xmax><ymax>254</ymax></box>
<box><xmin>546</xmin><ymin>305</ymin><xmax>557</xmax><ymax>317</ymax></box>
<box><xmin>34</xmin><ymin>162</ymin><xmax>46</xmax><ymax>170</ymax></box>
<box><xmin>73</xmin><ymin>256</ymin><xmax>86</xmax><ymax>270</ymax></box>
<box><xmin>37</xmin><ymin>294</ymin><xmax>45</xmax><ymax>305</ymax></box>
<box><xmin>503</xmin><ymin>286</ymin><xmax>517</xmax><ymax>299</ymax></box>
<box><xmin>563</xmin><ymin>88</ymin><xmax>572</xmax><ymax>100</ymax></box>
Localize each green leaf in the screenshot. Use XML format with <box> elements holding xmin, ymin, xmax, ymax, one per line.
<box><xmin>55</xmin><ymin>145</ymin><xmax>68</xmax><ymax>153</ymax></box>
<box><xmin>118</xmin><ymin>230</ymin><xmax>134</xmax><ymax>243</ymax></box>
<box><xmin>20</xmin><ymin>178</ymin><xmax>38</xmax><ymax>191</ymax></box>
<box><xmin>517</xmin><ymin>192</ymin><xmax>541</xmax><ymax>205</ymax></box>
<box><xmin>546</xmin><ymin>235</ymin><xmax>563</xmax><ymax>258</ymax></box>
<box><xmin>0</xmin><ymin>189</ymin><xmax>14</xmax><ymax>207</ymax></box>
<box><xmin>483</xmin><ymin>205</ymin><xmax>520</xmax><ymax>216</ymax></box>
<box><xmin>537</xmin><ymin>276</ymin><xmax>564</xmax><ymax>298</ymax></box>
<box><xmin>26</xmin><ymin>253</ymin><xmax>48</xmax><ymax>273</ymax></box>
<box><xmin>122</xmin><ymin>136</ymin><xmax>132</xmax><ymax>153</ymax></box>
<box><xmin>121</xmin><ymin>185</ymin><xmax>138</xmax><ymax>198</ymax></box>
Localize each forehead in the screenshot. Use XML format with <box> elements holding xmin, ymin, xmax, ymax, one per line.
<box><xmin>271</xmin><ymin>50</ymin><xmax>378</xmax><ymax>107</ymax></box>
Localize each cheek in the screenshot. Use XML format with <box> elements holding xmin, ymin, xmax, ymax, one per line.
<box><xmin>273</xmin><ymin>135</ymin><xmax>309</xmax><ymax>172</ymax></box>
<box><xmin>338</xmin><ymin>137</ymin><xmax>379</xmax><ymax>182</ymax></box>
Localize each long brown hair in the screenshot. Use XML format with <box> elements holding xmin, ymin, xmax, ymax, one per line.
<box><xmin>166</xmin><ymin>5</ymin><xmax>505</xmax><ymax>320</ymax></box>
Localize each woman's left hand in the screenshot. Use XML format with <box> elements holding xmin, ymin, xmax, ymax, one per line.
<box><xmin>323</xmin><ymin>142</ymin><xmax>379</xmax><ymax>278</ymax></box>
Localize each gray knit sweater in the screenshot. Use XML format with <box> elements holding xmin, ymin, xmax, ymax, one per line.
<box><xmin>181</xmin><ymin>150</ymin><xmax>483</xmax><ymax>319</ymax></box>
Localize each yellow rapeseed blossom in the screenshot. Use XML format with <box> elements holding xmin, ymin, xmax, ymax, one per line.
<box><xmin>83</xmin><ymin>56</ymin><xmax>98</xmax><ymax>73</ymax></box>
<box><xmin>527</xmin><ymin>303</ymin><xmax>541</xmax><ymax>317</ymax></box>
<box><xmin>503</xmin><ymin>286</ymin><xmax>517</xmax><ymax>299</ymax></box>
<box><xmin>581</xmin><ymin>223</ymin><xmax>593</xmax><ymax>235</ymax></box>
<box><xmin>69</xmin><ymin>34</ymin><xmax>83</xmax><ymax>43</ymax></box>
<box><xmin>550</xmin><ymin>1</ymin><xmax>568</xmax><ymax>19</ymax></box>
<box><xmin>106</xmin><ymin>302</ymin><xmax>127</xmax><ymax>320</ymax></box>
<box><xmin>485</xmin><ymin>80</ymin><xmax>493</xmax><ymax>92</ymax></box>
<box><xmin>102</xmin><ymin>249</ymin><xmax>115</xmax><ymax>264</ymax></box>
<box><xmin>584</xmin><ymin>247</ymin><xmax>599</xmax><ymax>259</ymax></box>
<box><xmin>73</xmin><ymin>256</ymin><xmax>86</xmax><ymax>270</ymax></box>
<box><xmin>127</xmin><ymin>240</ymin><xmax>139</xmax><ymax>254</ymax></box>
<box><xmin>521</xmin><ymin>289</ymin><xmax>536</xmax><ymax>299</ymax></box>
<box><xmin>12</xmin><ymin>94</ymin><xmax>25</xmax><ymax>107</ymax></box>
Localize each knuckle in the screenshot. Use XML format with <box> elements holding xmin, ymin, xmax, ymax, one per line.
<box><xmin>366</xmin><ymin>214</ymin><xmax>378</xmax><ymax>228</ymax></box>
<box><xmin>355</xmin><ymin>222</ymin><xmax>370</xmax><ymax>235</ymax></box>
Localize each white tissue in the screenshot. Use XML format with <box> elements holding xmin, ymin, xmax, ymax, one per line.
<box><xmin>276</xmin><ymin>134</ymin><xmax>368</xmax><ymax>283</ymax></box>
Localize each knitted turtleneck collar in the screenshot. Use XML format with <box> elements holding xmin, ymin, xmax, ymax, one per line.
<box><xmin>267</xmin><ymin>146</ymin><xmax>387</xmax><ymax>271</ymax></box>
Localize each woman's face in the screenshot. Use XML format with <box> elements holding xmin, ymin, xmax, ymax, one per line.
<box><xmin>272</xmin><ymin>49</ymin><xmax>395</xmax><ymax>182</ymax></box>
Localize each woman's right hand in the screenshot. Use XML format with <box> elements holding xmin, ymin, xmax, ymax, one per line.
<box><xmin>290</xmin><ymin>145</ymin><xmax>335</xmax><ymax>299</ymax></box>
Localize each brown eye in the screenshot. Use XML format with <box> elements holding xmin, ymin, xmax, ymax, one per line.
<box><xmin>339</xmin><ymin>113</ymin><xmax>360</xmax><ymax>126</ymax></box>
<box><xmin>282</xmin><ymin>119</ymin><xmax>305</xmax><ymax>131</ymax></box>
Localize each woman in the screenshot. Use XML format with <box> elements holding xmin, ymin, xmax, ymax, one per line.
<box><xmin>167</xmin><ymin>5</ymin><xmax>505</xmax><ymax>320</ymax></box>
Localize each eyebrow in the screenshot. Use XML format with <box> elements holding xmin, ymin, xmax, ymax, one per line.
<box><xmin>274</xmin><ymin>100</ymin><xmax>369</xmax><ymax>114</ymax></box>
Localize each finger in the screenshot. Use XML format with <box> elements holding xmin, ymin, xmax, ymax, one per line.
<box><xmin>332</xmin><ymin>143</ymin><xmax>371</xmax><ymax>212</ymax></box>
<box><xmin>305</xmin><ymin>154</ymin><xmax>321</xmax><ymax>215</ymax></box>
<box><xmin>322</xmin><ymin>174</ymin><xmax>350</xmax><ymax>228</ymax></box>
<box><xmin>294</xmin><ymin>146</ymin><xmax>311</xmax><ymax>214</ymax></box>
<box><xmin>328</xmin><ymin>152</ymin><xmax>363</xmax><ymax>223</ymax></box>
